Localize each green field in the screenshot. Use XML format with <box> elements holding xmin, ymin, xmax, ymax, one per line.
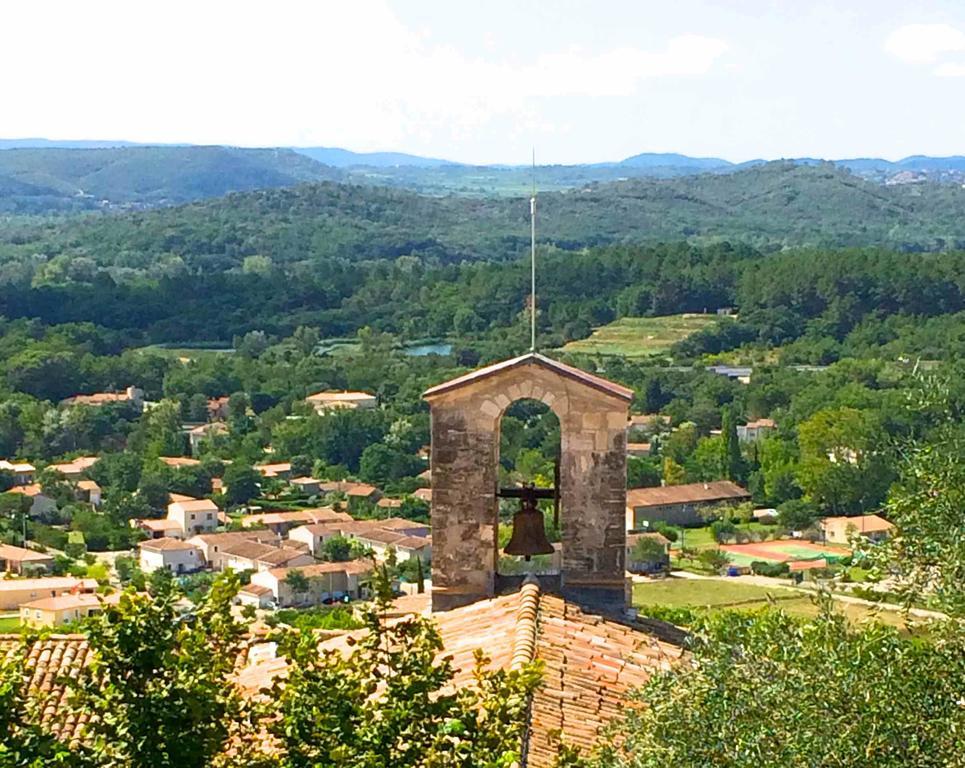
<box><xmin>562</xmin><ymin>314</ymin><xmax>724</xmax><ymax>358</ymax></box>
<box><xmin>633</xmin><ymin>578</ymin><xmax>909</xmax><ymax>628</ymax></box>
<box><xmin>0</xmin><ymin>615</ymin><xmax>22</xmax><ymax>633</ymax></box>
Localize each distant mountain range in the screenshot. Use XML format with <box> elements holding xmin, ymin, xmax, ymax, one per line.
<box><xmin>3</xmin><ymin>138</ymin><xmax>965</xmax><ymax>212</ymax></box>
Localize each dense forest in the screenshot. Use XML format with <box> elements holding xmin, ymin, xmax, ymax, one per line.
<box><xmin>6</xmin><ymin>161</ymin><xmax>965</xmax><ymax>248</ymax></box>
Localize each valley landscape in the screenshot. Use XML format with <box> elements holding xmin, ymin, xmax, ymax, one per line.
<box><xmin>0</xmin><ymin>3</ymin><xmax>963</xmax><ymax>767</ymax></box>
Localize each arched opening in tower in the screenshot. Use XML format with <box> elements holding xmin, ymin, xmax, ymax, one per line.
<box><xmin>496</xmin><ymin>398</ymin><xmax>561</xmax><ymax>577</ymax></box>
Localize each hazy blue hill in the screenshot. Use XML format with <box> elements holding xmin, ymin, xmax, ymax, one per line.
<box><xmin>617</xmin><ymin>152</ymin><xmax>731</xmax><ymax>169</ymax></box>
<box><xmin>896</xmin><ymin>155</ymin><xmax>965</xmax><ymax>171</ymax></box>
<box><xmin>293</xmin><ymin>146</ymin><xmax>454</xmax><ymax>168</ymax></box>
<box><xmin>0</xmin><ymin>146</ymin><xmax>342</xmax><ymax>209</ymax></box>
<box><xmin>6</xmin><ymin>161</ymin><xmax>965</xmax><ymax>277</ymax></box>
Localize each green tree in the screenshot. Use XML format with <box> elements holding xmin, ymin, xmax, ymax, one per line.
<box><xmin>594</xmin><ymin>606</ymin><xmax>965</xmax><ymax>768</ymax></box>
<box><xmin>661</xmin><ymin>457</ymin><xmax>687</xmax><ymax>486</ymax></box>
<box><xmin>627</xmin><ymin>456</ymin><xmax>661</xmax><ymax>489</ymax></box>
<box><xmin>285</xmin><ymin>569</ymin><xmax>310</xmax><ymax>601</ymax></box>
<box><xmin>358</xmin><ymin>443</ymin><xmax>421</xmax><ymax>486</ymax></box>
<box><xmin>136</xmin><ymin>399</ymin><xmax>185</xmax><ymax>458</ymax></box>
<box><xmin>291</xmin><ymin>326</ymin><xmax>321</xmax><ymax>356</ymax></box>
<box><xmin>267</xmin><ymin>567</ymin><xmax>542</xmax><ymax>767</ymax></box>
<box><xmin>223</xmin><ymin>463</ymin><xmax>260</xmax><ymax>507</ymax></box>
<box><xmin>71</xmin><ymin>573</ymin><xmax>253</xmax><ymax>768</ymax></box>
<box><xmin>868</xmin><ymin>423</ymin><xmax>965</xmax><ymax>616</ymax></box>
<box><xmin>721</xmin><ymin>406</ymin><xmax>744</xmax><ymax>482</ymax></box>
<box><xmin>797</xmin><ymin>407</ymin><xmax>893</xmax><ymax>514</ymax></box>
<box><xmin>777</xmin><ymin>498</ymin><xmax>820</xmax><ymax>531</ymax></box>
<box><xmin>321</xmin><ymin>535</ymin><xmax>352</xmax><ymax>562</ymax></box>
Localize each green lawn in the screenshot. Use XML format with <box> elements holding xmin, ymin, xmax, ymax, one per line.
<box><xmin>0</xmin><ymin>615</ymin><xmax>22</xmax><ymax>633</ymax></box>
<box><xmin>562</xmin><ymin>314</ymin><xmax>725</xmax><ymax>358</ymax></box>
<box><xmin>634</xmin><ymin>578</ymin><xmax>910</xmax><ymax>628</ymax></box>
<box><xmin>633</xmin><ymin>578</ymin><xmax>799</xmax><ymax>608</ymax></box>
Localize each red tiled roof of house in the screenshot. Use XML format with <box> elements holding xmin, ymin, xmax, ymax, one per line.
<box><xmin>265</xmin><ymin>558</ymin><xmax>373</xmax><ymax>580</ymax></box>
<box><xmin>743</xmin><ymin>418</ymin><xmax>777</xmax><ymax>429</ymax></box>
<box><xmin>820</xmin><ymin>514</ymin><xmax>894</xmax><ymax>533</ymax></box>
<box><xmin>20</xmin><ymin>592</ymin><xmax>120</xmax><ymax>612</ymax></box>
<box><xmin>0</xmin><ymin>543</ymin><xmax>53</xmax><ymax>563</ymax></box>
<box><xmin>5</xmin><ymin>484</ymin><xmax>45</xmax><ymax>498</ymax></box>
<box><xmin>139</xmin><ymin>538</ymin><xmax>199</xmax><ymax>552</ymax></box>
<box><xmin>626</xmin><ymin>481</ymin><xmax>749</xmax><ymax>508</ymax></box>
<box><xmin>136</xmin><ymin>518</ymin><xmax>183</xmax><ymax>532</ymax></box>
<box><xmin>159</xmin><ymin>456</ymin><xmax>202</xmax><ymax>468</ymax></box>
<box><xmin>0</xmin><ymin>634</ymin><xmax>94</xmax><ymax>746</ymax></box>
<box><xmin>423</xmin><ymin>352</ymin><xmax>634</xmax><ymax>402</ymax></box>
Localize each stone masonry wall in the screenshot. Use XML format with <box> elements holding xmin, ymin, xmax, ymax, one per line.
<box><xmin>427</xmin><ymin>361</ymin><xmax>629</xmax><ymax>611</ymax></box>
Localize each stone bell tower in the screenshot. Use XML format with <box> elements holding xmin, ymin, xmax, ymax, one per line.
<box><xmin>423</xmin><ymin>352</ymin><xmax>633</xmax><ymax>612</ymax></box>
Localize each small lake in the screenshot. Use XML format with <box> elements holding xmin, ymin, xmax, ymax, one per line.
<box><xmin>405</xmin><ymin>342</ymin><xmax>453</xmax><ymax>356</ymax></box>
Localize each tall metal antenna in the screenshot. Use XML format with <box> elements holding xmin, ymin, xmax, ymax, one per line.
<box><xmin>530</xmin><ymin>148</ymin><xmax>537</xmax><ymax>352</ymax></box>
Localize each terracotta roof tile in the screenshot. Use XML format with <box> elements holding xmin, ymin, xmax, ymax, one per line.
<box><xmin>626</xmin><ymin>480</ymin><xmax>749</xmax><ymax>508</ymax></box>
<box><xmin>423</xmin><ymin>352</ymin><xmax>634</xmax><ymax>402</ymax></box>
<box><xmin>0</xmin><ymin>633</ymin><xmax>94</xmax><ymax>746</ymax></box>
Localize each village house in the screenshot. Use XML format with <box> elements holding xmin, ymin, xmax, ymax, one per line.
<box><xmin>241</xmin><ymin>507</ymin><xmax>352</xmax><ymax>536</ymax></box>
<box><xmin>626</xmin><ymin>442</ymin><xmax>651</xmax><ymax>457</ymax></box>
<box><xmin>138</xmin><ymin>538</ymin><xmax>204</xmax><ymax>574</ymax></box>
<box><xmin>159</xmin><ymin>456</ymin><xmax>202</xmax><ymax>469</ymax></box>
<box><xmin>286</xmin><ymin>523</ymin><xmax>343</xmax><ymax>557</ymax></box>
<box><xmin>737</xmin><ymin>417</ymin><xmax>777</xmax><ymax>442</ymax></box>
<box><xmin>48</xmin><ymin>456</ymin><xmax>99</xmax><ymax>480</ymax></box>
<box><xmin>188</xmin><ymin>421</ymin><xmax>228</xmax><ymax>455</ymax></box>
<box><xmin>0</xmin><ymin>460</ymin><xmax>36</xmax><ymax>486</ymax></box>
<box><xmin>706</xmin><ymin>365</ymin><xmax>752</xmax><ymax>384</ymax></box>
<box><xmin>133</xmin><ymin>518</ymin><xmax>184</xmax><ymax>539</ymax></box>
<box><xmin>376</xmin><ymin>497</ymin><xmax>403</xmax><ymax>511</ymax></box>
<box><xmin>626</xmin><ymin>481</ymin><xmax>751</xmax><ymax>529</ymax></box>
<box><xmin>351</xmin><ymin>528</ymin><xmax>431</xmax><ymax>563</ymax></box>
<box><xmin>5</xmin><ymin>484</ymin><xmax>58</xmax><ymax>518</ymax></box>
<box><xmin>315</xmin><ymin>480</ymin><xmax>381</xmax><ymax>505</ymax></box>
<box><xmin>20</xmin><ymin>592</ymin><xmax>120</xmax><ymax>629</ymax></box>
<box><xmin>75</xmin><ymin>479</ymin><xmax>102</xmax><ymax>507</ymax></box>
<box><xmin>166</xmin><ymin>498</ymin><xmax>220</xmax><ymax>536</ymax></box>
<box><xmin>240</xmin><ymin>559</ymin><xmax>373</xmax><ymax>608</ymax></box>
<box><xmin>305</xmin><ymin>390</ymin><xmax>377</xmax><ymax>413</ymax></box>
<box><xmin>289</xmin><ymin>476</ymin><xmax>322</xmax><ymax>495</ymax></box>
<box><xmin>412</xmin><ymin>487</ymin><xmax>432</xmax><ymax>503</ymax></box>
<box><xmin>626</xmin><ymin>532</ymin><xmax>671</xmax><ymax>574</ymax></box>
<box><xmin>217</xmin><ymin>540</ymin><xmax>313</xmax><ymax>573</ymax></box>
<box><xmin>255</xmin><ymin>461</ymin><xmax>293</xmax><ymax>479</ymax></box>
<box><xmin>820</xmin><ymin>514</ymin><xmax>894</xmax><ymax>545</ymax></box>
<box><xmin>207</xmin><ymin>396</ymin><xmax>231</xmax><ymax>421</ymax></box>
<box><xmin>0</xmin><ymin>543</ymin><xmax>54</xmax><ymax>575</ymax></box>
<box><xmin>0</xmin><ymin>576</ymin><xmax>97</xmax><ymax>611</ymax></box>
<box><xmin>61</xmin><ymin>385</ymin><xmax>144</xmax><ymax>411</ymax></box>
<box><xmin>187</xmin><ymin>530</ymin><xmax>289</xmax><ymax>569</ymax></box>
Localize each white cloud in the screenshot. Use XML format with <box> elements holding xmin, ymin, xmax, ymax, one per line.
<box><xmin>0</xmin><ymin>0</ymin><xmax>728</xmax><ymax>160</ymax></box>
<box><xmin>884</xmin><ymin>23</ymin><xmax>965</xmax><ymax>64</ymax></box>
<box><xmin>933</xmin><ymin>61</ymin><xmax>965</xmax><ymax>77</ymax></box>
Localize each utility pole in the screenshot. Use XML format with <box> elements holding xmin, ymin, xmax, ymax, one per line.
<box><xmin>530</xmin><ymin>148</ymin><xmax>537</xmax><ymax>352</ymax></box>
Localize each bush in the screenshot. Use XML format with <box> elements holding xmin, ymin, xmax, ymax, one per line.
<box><xmin>751</xmin><ymin>560</ymin><xmax>790</xmax><ymax>577</ymax></box>
<box><xmin>710</xmin><ymin>520</ymin><xmax>737</xmax><ymax>543</ymax></box>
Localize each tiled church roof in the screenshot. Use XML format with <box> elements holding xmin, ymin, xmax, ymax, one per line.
<box><xmin>2</xmin><ymin>584</ymin><xmax>685</xmax><ymax>765</ymax></box>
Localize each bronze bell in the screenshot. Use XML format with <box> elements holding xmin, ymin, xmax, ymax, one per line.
<box><xmin>504</xmin><ymin>490</ymin><xmax>554</xmax><ymax>560</ymax></box>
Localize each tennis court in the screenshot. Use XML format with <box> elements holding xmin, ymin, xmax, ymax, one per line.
<box><xmin>720</xmin><ymin>539</ymin><xmax>849</xmax><ymax>566</ymax></box>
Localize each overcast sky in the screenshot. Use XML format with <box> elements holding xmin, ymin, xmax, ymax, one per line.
<box><xmin>4</xmin><ymin>0</ymin><xmax>965</xmax><ymax>164</ymax></box>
